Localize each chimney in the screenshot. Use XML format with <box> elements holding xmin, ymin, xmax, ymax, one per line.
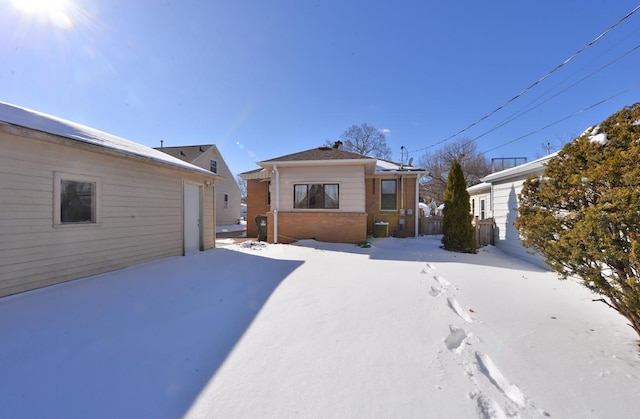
<box><xmin>333</xmin><ymin>140</ymin><xmax>343</xmax><ymax>150</ymax></box>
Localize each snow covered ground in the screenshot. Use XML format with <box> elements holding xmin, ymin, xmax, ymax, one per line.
<box><xmin>1</xmin><ymin>236</ymin><xmax>639</xmax><ymax>418</ymax></box>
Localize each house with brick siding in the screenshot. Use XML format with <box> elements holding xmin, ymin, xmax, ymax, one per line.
<box><xmin>239</xmin><ymin>142</ymin><xmax>426</xmax><ymax>244</ymax></box>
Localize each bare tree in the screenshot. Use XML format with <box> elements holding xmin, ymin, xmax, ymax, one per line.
<box><xmin>418</xmin><ymin>138</ymin><xmax>490</xmax><ymax>204</ymax></box>
<box><xmin>337</xmin><ymin>123</ymin><xmax>392</xmax><ymax>159</ymax></box>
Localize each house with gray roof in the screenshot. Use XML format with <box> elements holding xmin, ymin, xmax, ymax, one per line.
<box><xmin>240</xmin><ymin>141</ymin><xmax>426</xmax><ymax>243</ymax></box>
<box><xmin>157</xmin><ymin>144</ymin><xmax>242</xmax><ymax>226</ymax></box>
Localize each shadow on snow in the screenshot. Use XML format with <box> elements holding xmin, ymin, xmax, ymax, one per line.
<box><xmin>0</xmin><ymin>248</ymin><xmax>303</xmax><ymax>419</ymax></box>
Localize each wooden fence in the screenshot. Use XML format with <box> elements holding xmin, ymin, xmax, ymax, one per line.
<box><xmin>473</xmin><ymin>217</ymin><xmax>495</xmax><ymax>247</ymax></box>
<box><xmin>420</xmin><ymin>216</ymin><xmax>495</xmax><ymax>248</ymax></box>
<box><xmin>420</xmin><ymin>216</ymin><xmax>443</xmax><ymax>235</ymax></box>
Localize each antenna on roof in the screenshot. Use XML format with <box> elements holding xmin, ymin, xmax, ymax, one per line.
<box><xmin>160</xmin><ymin>140</ymin><xmax>164</xmax><ymax>150</ymax></box>
<box><xmin>400</xmin><ymin>146</ymin><xmax>405</xmax><ymax>168</ymax></box>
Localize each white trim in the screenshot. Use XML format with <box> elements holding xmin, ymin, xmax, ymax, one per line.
<box><xmin>53</xmin><ymin>171</ymin><xmax>102</xmax><ymax>227</ymax></box>
<box><xmin>482</xmin><ymin>153</ymin><xmax>556</xmax><ymax>183</ymax></box>
<box><xmin>273</xmin><ymin>164</ymin><xmax>280</xmax><ymax>244</ymax></box>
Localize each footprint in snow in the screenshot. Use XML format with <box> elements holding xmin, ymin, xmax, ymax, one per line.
<box><xmin>434</xmin><ymin>275</ymin><xmax>451</xmax><ymax>287</ymax></box>
<box><xmin>475</xmin><ymin>393</ymin><xmax>508</xmax><ymax>419</ymax></box>
<box><xmin>444</xmin><ymin>325</ymin><xmax>468</xmax><ymax>352</ymax></box>
<box><xmin>429</xmin><ymin>285</ymin><xmax>443</xmax><ymax>297</ymax></box>
<box><xmin>447</xmin><ymin>297</ymin><xmax>473</xmax><ymax>323</ymax></box>
<box><xmin>475</xmin><ymin>351</ymin><xmax>526</xmax><ymax>408</ymax></box>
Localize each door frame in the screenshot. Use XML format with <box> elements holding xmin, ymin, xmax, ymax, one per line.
<box><xmin>183</xmin><ymin>182</ymin><xmax>203</xmax><ymax>254</ymax></box>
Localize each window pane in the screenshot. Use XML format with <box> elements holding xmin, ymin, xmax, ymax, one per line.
<box><xmin>210</xmin><ymin>160</ymin><xmax>217</xmax><ymax>173</ymax></box>
<box><xmin>381</xmin><ymin>179</ymin><xmax>397</xmax><ymax>194</ymax></box>
<box><xmin>324</xmin><ymin>184</ymin><xmax>339</xmax><ymax>209</ymax></box>
<box><xmin>308</xmin><ymin>184</ymin><xmax>324</xmax><ymax>208</ymax></box>
<box><xmin>61</xmin><ymin>180</ymin><xmax>95</xmax><ymax>223</ymax></box>
<box><xmin>294</xmin><ymin>184</ymin><xmax>308</xmax><ymax>208</ymax></box>
<box><xmin>381</xmin><ymin>179</ymin><xmax>397</xmax><ymax>210</ymax></box>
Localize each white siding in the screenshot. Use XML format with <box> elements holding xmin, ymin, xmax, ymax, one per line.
<box><xmin>192</xmin><ymin>147</ymin><xmax>242</xmax><ymax>226</ymax></box>
<box><xmin>469</xmin><ymin>191</ymin><xmax>490</xmax><ymax>219</ymax></box>
<box><xmin>491</xmin><ymin>180</ymin><xmax>546</xmax><ymax>268</ymax></box>
<box><xmin>275</xmin><ymin>165</ymin><xmax>365</xmax><ymax>212</ymax></box>
<box><xmin>0</xmin><ymin>130</ymin><xmax>214</xmax><ymax>297</ymax></box>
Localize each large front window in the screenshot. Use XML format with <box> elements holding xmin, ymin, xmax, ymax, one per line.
<box><xmin>380</xmin><ymin>179</ymin><xmax>397</xmax><ymax>210</ymax></box>
<box><xmin>294</xmin><ymin>184</ymin><xmax>339</xmax><ymax>209</ymax></box>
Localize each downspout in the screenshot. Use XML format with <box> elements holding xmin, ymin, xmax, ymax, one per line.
<box><xmin>399</xmin><ymin>174</ymin><xmax>404</xmax><ymax>231</ymax></box>
<box><xmin>414</xmin><ymin>175</ymin><xmax>420</xmax><ymax>237</ymax></box>
<box><xmin>273</xmin><ymin>164</ymin><xmax>279</xmax><ymax>244</ymax></box>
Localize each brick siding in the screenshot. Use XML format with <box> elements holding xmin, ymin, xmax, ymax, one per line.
<box><xmin>246</xmin><ymin>180</ymin><xmax>270</xmax><ymax>238</ymax></box>
<box><xmin>266</xmin><ymin>211</ymin><xmax>367</xmax><ymax>244</ymax></box>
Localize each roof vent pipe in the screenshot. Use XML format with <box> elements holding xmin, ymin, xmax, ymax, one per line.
<box><xmin>333</xmin><ymin>141</ymin><xmax>343</xmax><ymax>150</ymax></box>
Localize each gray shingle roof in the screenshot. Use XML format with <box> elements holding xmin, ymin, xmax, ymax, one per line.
<box><xmin>261</xmin><ymin>146</ymin><xmax>374</xmax><ymax>163</ymax></box>
<box><xmin>156</xmin><ymin>144</ymin><xmax>213</xmax><ymax>162</ymax></box>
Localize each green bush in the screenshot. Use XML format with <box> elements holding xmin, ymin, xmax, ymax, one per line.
<box><xmin>442</xmin><ymin>159</ymin><xmax>476</xmax><ymax>253</ymax></box>
<box><xmin>516</xmin><ymin>103</ymin><xmax>640</xmax><ymax>338</ymax></box>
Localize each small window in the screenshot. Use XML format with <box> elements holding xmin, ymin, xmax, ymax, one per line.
<box><xmin>480</xmin><ymin>199</ymin><xmax>486</xmax><ymax>220</ymax></box>
<box><xmin>267</xmin><ymin>181</ymin><xmax>271</xmax><ymax>205</ymax></box>
<box><xmin>54</xmin><ymin>172</ymin><xmax>101</xmax><ymax>226</ymax></box>
<box><xmin>380</xmin><ymin>179</ymin><xmax>397</xmax><ymax>210</ymax></box>
<box><xmin>224</xmin><ymin>193</ymin><xmax>229</xmax><ymax>209</ymax></box>
<box><xmin>294</xmin><ymin>183</ymin><xmax>339</xmax><ymax>209</ymax></box>
<box><xmin>210</xmin><ymin>160</ymin><xmax>217</xmax><ymax>174</ymax></box>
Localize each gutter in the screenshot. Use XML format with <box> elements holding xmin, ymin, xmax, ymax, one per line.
<box><xmin>273</xmin><ymin>164</ymin><xmax>279</xmax><ymax>244</ymax></box>
<box><xmin>414</xmin><ymin>177</ymin><xmax>420</xmax><ymax>237</ymax></box>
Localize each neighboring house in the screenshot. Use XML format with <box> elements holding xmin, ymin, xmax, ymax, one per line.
<box><xmin>467</xmin><ymin>182</ymin><xmax>491</xmax><ymax>220</ymax></box>
<box><xmin>239</xmin><ymin>142</ymin><xmax>426</xmax><ymax>244</ymax></box>
<box><xmin>157</xmin><ymin>144</ymin><xmax>242</xmax><ymax>226</ymax></box>
<box><xmin>0</xmin><ymin>102</ymin><xmax>218</xmax><ymax>298</ymax></box>
<box><xmin>477</xmin><ymin>153</ymin><xmax>557</xmax><ymax>268</ymax></box>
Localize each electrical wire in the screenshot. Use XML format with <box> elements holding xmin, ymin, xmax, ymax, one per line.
<box><xmin>480</xmin><ymin>83</ymin><xmax>640</xmax><ymax>155</ymax></box>
<box><xmin>409</xmin><ymin>4</ymin><xmax>640</xmax><ymax>155</ymax></box>
<box><xmin>469</xmin><ymin>42</ymin><xmax>640</xmax><ymax>145</ymax></box>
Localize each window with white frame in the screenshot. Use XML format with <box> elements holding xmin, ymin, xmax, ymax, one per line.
<box><xmin>210</xmin><ymin>160</ymin><xmax>217</xmax><ymax>174</ymax></box>
<box><xmin>380</xmin><ymin>179</ymin><xmax>397</xmax><ymax>210</ymax></box>
<box><xmin>480</xmin><ymin>199</ymin><xmax>486</xmax><ymax>219</ymax></box>
<box><xmin>54</xmin><ymin>172</ymin><xmax>101</xmax><ymax>226</ymax></box>
<box><xmin>294</xmin><ymin>183</ymin><xmax>339</xmax><ymax>209</ymax></box>
<box><xmin>224</xmin><ymin>193</ymin><xmax>228</xmax><ymax>209</ymax></box>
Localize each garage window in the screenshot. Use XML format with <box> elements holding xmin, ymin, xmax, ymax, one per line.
<box><xmin>54</xmin><ymin>172</ymin><xmax>101</xmax><ymax>226</ymax></box>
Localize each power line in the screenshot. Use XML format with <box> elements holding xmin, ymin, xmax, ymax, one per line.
<box><xmin>469</xmin><ymin>42</ymin><xmax>640</xmax><ymax>145</ymax></box>
<box><xmin>480</xmin><ymin>83</ymin><xmax>640</xmax><ymax>155</ymax></box>
<box><xmin>410</xmin><ymin>4</ymin><xmax>640</xmax><ymax>155</ymax></box>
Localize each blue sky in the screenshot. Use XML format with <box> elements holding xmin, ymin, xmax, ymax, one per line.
<box><xmin>1</xmin><ymin>0</ymin><xmax>639</xmax><ymax>175</ymax></box>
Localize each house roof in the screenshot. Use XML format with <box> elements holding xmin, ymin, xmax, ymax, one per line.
<box><xmin>482</xmin><ymin>152</ymin><xmax>557</xmax><ymax>183</ymax></box>
<box><xmin>238</xmin><ymin>167</ymin><xmax>270</xmax><ymax>180</ymax></box>
<box><xmin>375</xmin><ymin>158</ymin><xmax>426</xmax><ymax>174</ymax></box>
<box><xmin>466</xmin><ymin>182</ymin><xmax>491</xmax><ymax>194</ymax></box>
<box><xmin>261</xmin><ymin>146</ymin><xmax>374</xmax><ymax>163</ymax></box>
<box><xmin>256</xmin><ymin>146</ymin><xmax>426</xmax><ymax>176</ymax></box>
<box><xmin>156</xmin><ymin>144</ymin><xmax>214</xmax><ymax>162</ymax></box>
<box><xmin>0</xmin><ymin>102</ymin><xmax>213</xmax><ymax>176</ymax></box>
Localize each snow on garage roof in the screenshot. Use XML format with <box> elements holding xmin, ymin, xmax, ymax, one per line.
<box><xmin>0</xmin><ymin>102</ymin><xmax>213</xmax><ymax>176</ymax></box>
